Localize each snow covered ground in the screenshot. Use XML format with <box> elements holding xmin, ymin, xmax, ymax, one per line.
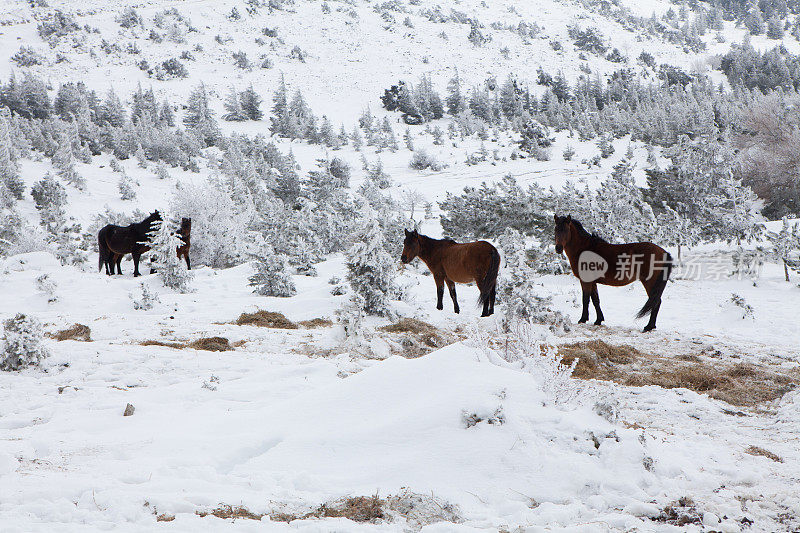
<box><xmin>2</xmin><ymin>0</ymin><xmax>800</xmax><ymax>531</ymax></box>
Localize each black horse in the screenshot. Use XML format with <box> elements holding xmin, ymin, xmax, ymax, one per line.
<box><xmin>98</xmin><ymin>211</ymin><xmax>161</xmax><ymax>277</ymax></box>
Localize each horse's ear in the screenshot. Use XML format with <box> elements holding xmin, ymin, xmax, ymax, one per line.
<box><xmin>566</xmin><ymin>214</ymin><xmax>572</xmax><ymax>222</ymax></box>
<box><xmin>554</xmin><ymin>214</ymin><xmax>559</xmax><ymax>223</ymax></box>
<box><xmin>404</xmin><ymin>229</ymin><xmax>410</xmax><ymax>237</ymax></box>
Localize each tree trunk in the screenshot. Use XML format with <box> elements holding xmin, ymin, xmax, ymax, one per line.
<box><xmin>785</xmin><ymin>259</ymin><xmax>790</xmax><ymax>282</ymax></box>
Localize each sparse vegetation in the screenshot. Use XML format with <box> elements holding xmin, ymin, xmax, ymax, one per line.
<box><xmin>50</xmin><ymin>323</ymin><xmax>91</xmax><ymax>342</ymax></box>
<box><xmin>558</xmin><ymin>340</ymin><xmax>797</xmax><ymax>406</ymax></box>
<box><xmin>235</xmin><ymin>310</ymin><xmax>298</xmax><ymax>329</ymax></box>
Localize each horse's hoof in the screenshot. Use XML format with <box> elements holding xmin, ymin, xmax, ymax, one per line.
<box><xmin>578</xmin><ymin>318</ymin><xmax>588</xmax><ymax>324</ymax></box>
<box><xmin>594</xmin><ymin>320</ymin><xmax>604</xmax><ymax>326</ymax></box>
<box><xmin>643</xmin><ymin>325</ymin><xmax>656</xmax><ymax>332</ymax></box>
<box><xmin>454</xmin><ymin>309</ymin><xmax>460</xmax><ymax>314</ymax></box>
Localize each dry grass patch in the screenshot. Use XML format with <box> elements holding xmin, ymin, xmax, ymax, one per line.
<box><xmin>314</xmin><ymin>495</ymin><xmax>385</xmax><ymax>522</ymax></box>
<box><xmin>196</xmin><ymin>505</ymin><xmax>264</xmax><ymax>521</ymax></box>
<box><xmin>379</xmin><ymin>318</ymin><xmax>454</xmax><ymax>358</ymax></box>
<box><xmin>187</xmin><ymin>336</ymin><xmax>232</xmax><ymax>352</ymax></box>
<box><xmin>155</xmin><ymin>513</ymin><xmax>175</xmax><ymax>522</ymax></box>
<box><xmin>140</xmin><ymin>337</ymin><xmax>235</xmax><ymax>351</ymax></box>
<box><xmin>235</xmin><ymin>310</ymin><xmax>298</xmax><ymax>329</ymax></box>
<box><xmin>139</xmin><ymin>339</ymin><xmax>185</xmax><ymax>349</ymax></box>
<box><xmin>49</xmin><ymin>323</ymin><xmax>91</xmax><ymax>342</ymax></box>
<box><xmin>557</xmin><ymin>340</ymin><xmax>797</xmax><ymax>407</ymax></box>
<box><xmin>745</xmin><ymin>445</ymin><xmax>783</xmax><ymax>462</ymax></box>
<box><xmin>299</xmin><ymin>317</ymin><xmax>333</xmax><ymax>328</ymax></box>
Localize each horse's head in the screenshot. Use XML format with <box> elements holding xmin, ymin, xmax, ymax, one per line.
<box><xmin>554</xmin><ymin>214</ymin><xmax>572</xmax><ymax>254</ymax></box>
<box><xmin>401</xmin><ymin>229</ymin><xmax>420</xmax><ymax>264</ymax></box>
<box><xmin>148</xmin><ymin>210</ymin><xmax>162</xmax><ymax>223</ymax></box>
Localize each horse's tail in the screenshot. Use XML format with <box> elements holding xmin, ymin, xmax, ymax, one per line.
<box><xmin>97</xmin><ymin>228</ymin><xmax>108</xmax><ymax>272</ymax></box>
<box><xmin>636</xmin><ymin>251</ymin><xmax>672</xmax><ymax>319</ymax></box>
<box><xmin>478</xmin><ymin>245</ymin><xmax>501</xmax><ymax>308</ymax></box>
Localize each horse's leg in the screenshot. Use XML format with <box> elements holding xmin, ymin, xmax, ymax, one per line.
<box><xmin>115</xmin><ymin>254</ymin><xmax>123</xmax><ymax>275</ymax></box>
<box><xmin>642</xmin><ymin>279</ymin><xmax>664</xmax><ymax>333</ymax></box>
<box><xmin>132</xmin><ymin>252</ymin><xmax>141</xmax><ymax>277</ymax></box>
<box><xmin>590</xmin><ymin>284</ymin><xmax>604</xmax><ymax>326</ymax></box>
<box><xmin>489</xmin><ymin>284</ymin><xmax>496</xmax><ymax>316</ymax></box>
<box><xmin>434</xmin><ymin>273</ymin><xmax>444</xmax><ymax>311</ymax></box>
<box><xmin>185</xmin><ymin>253</ymin><xmax>191</xmax><ymax>270</ymax></box>
<box><xmin>445</xmin><ymin>278</ymin><xmax>460</xmax><ymax>314</ymax></box>
<box><xmin>578</xmin><ymin>282</ymin><xmax>591</xmax><ymax>323</ymax></box>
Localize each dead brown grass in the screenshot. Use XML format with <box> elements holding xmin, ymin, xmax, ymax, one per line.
<box><xmin>379</xmin><ymin>318</ymin><xmax>454</xmax><ymax>358</ymax></box>
<box><xmin>235</xmin><ymin>310</ymin><xmax>298</xmax><ymax>329</ymax></box>
<box><xmin>140</xmin><ymin>337</ymin><xmax>235</xmax><ymax>351</ymax></box>
<box><xmin>187</xmin><ymin>336</ymin><xmax>232</xmax><ymax>352</ymax></box>
<box><xmin>50</xmin><ymin>324</ymin><xmax>91</xmax><ymax>342</ymax></box>
<box><xmin>196</xmin><ymin>505</ymin><xmax>264</xmax><ymax>521</ymax></box>
<box><xmin>139</xmin><ymin>340</ymin><xmax>185</xmax><ymax>349</ymax></box>
<box><xmin>557</xmin><ymin>340</ymin><xmax>797</xmax><ymax>407</ymax></box>
<box><xmin>299</xmin><ymin>317</ymin><xmax>333</xmax><ymax>328</ymax></box>
<box><xmin>155</xmin><ymin>513</ymin><xmax>175</xmax><ymax>522</ymax></box>
<box><xmin>314</xmin><ymin>495</ymin><xmax>385</xmax><ymax>522</ymax></box>
<box><xmin>745</xmin><ymin>445</ymin><xmax>783</xmax><ymax>462</ymax></box>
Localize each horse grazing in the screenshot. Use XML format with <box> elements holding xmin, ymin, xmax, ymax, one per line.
<box><xmin>176</xmin><ymin>217</ymin><xmax>192</xmax><ymax>269</ymax></box>
<box><xmin>98</xmin><ymin>211</ymin><xmax>162</xmax><ymax>277</ymax></box>
<box><xmin>401</xmin><ymin>229</ymin><xmax>500</xmax><ymax>317</ymax></box>
<box><xmin>553</xmin><ymin>215</ymin><xmax>672</xmax><ymax>332</ymax></box>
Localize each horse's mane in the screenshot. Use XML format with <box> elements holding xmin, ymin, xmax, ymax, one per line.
<box><xmin>570</xmin><ymin>218</ymin><xmax>609</xmax><ymax>244</ymax></box>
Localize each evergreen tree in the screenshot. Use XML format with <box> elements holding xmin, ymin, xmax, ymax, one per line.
<box><xmin>52</xmin><ymin>129</ymin><xmax>85</xmax><ymax>190</ymax></box>
<box><xmin>345</xmin><ymin>202</ymin><xmax>395</xmax><ymax>316</ymax></box>
<box><xmin>239</xmin><ymin>85</ymin><xmax>263</xmax><ymax>120</ymax></box>
<box><xmin>222</xmin><ymin>86</ymin><xmax>247</xmax><ymax>121</ymax></box>
<box><xmin>118</xmin><ymin>171</ymin><xmax>136</xmax><ymax>200</ymax></box>
<box><xmin>248</xmin><ymin>239</ymin><xmax>296</xmax><ymax>296</ymax></box>
<box><xmin>706</xmin><ymin>173</ymin><xmax>764</xmax><ymax>245</ymax></box>
<box><xmin>594</xmin><ymin>161</ymin><xmax>657</xmax><ymax>242</ymax></box>
<box><xmin>144</xmin><ymin>216</ymin><xmax>194</xmax><ymax>292</ymax></box>
<box><xmin>446</xmin><ymin>71</ymin><xmax>466</xmax><ymax>115</ymax></box>
<box><xmin>100</xmin><ymin>88</ymin><xmax>126</xmax><ymax>127</ymax></box>
<box><xmin>270</xmin><ymin>74</ymin><xmax>290</xmax><ymax>136</ymax></box>
<box><xmin>351</xmin><ymin>125</ymin><xmax>363</xmax><ymax>151</ymax></box>
<box><xmin>767</xmin><ymin>216</ymin><xmax>800</xmax><ymax>281</ymax></box>
<box><xmin>183</xmin><ymin>83</ymin><xmax>220</xmax><ymax>146</ymax></box>
<box><xmin>0</xmin><ymin>111</ymin><xmax>24</xmax><ymax>201</ymax></box>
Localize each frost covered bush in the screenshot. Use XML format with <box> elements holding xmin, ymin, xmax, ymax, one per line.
<box><xmin>116</xmin><ymin>7</ymin><xmax>142</xmax><ymax>28</ymax></box>
<box><xmin>36</xmin><ymin>274</ymin><xmax>58</xmax><ymax>303</ymax></box>
<box><xmin>131</xmin><ymin>283</ymin><xmax>160</xmax><ymax>311</ymax></box>
<box><xmin>336</xmin><ymin>290</ymin><xmax>366</xmax><ymax>339</ymax></box>
<box><xmin>170</xmin><ymin>182</ymin><xmax>250</xmax><ymax>268</ymax></box>
<box><xmin>409</xmin><ymin>149</ymin><xmax>444</xmax><ymax>171</ymax></box>
<box><xmin>144</xmin><ymin>217</ymin><xmax>194</xmax><ymax>293</ymax></box>
<box><xmin>11</xmin><ymin>47</ymin><xmax>44</xmax><ymax>67</ymax></box>
<box><xmin>2</xmin><ymin>314</ymin><xmax>49</xmax><ymax>371</ymax></box>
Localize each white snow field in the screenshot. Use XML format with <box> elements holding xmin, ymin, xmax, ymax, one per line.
<box><xmin>2</xmin><ymin>0</ymin><xmax>800</xmax><ymax>531</ymax></box>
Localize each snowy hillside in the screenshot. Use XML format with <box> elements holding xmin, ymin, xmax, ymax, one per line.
<box><xmin>2</xmin><ymin>0</ymin><xmax>800</xmax><ymax>531</ymax></box>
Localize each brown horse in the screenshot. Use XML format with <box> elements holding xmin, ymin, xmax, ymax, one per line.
<box><xmin>176</xmin><ymin>217</ymin><xmax>192</xmax><ymax>270</ymax></box>
<box><xmin>554</xmin><ymin>215</ymin><xmax>672</xmax><ymax>332</ymax></box>
<box><xmin>401</xmin><ymin>229</ymin><xmax>500</xmax><ymax>317</ymax></box>
<box><xmin>98</xmin><ymin>211</ymin><xmax>161</xmax><ymax>277</ymax></box>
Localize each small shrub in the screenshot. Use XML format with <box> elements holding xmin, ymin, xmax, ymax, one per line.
<box><xmin>233</xmin><ymin>50</ymin><xmax>251</xmax><ymax>70</ymax></box>
<box><xmin>116</xmin><ymin>7</ymin><xmax>142</xmax><ymax>28</ymax></box>
<box><xmin>11</xmin><ymin>46</ymin><xmax>44</xmax><ymax>67</ymax></box>
<box><xmin>2</xmin><ymin>314</ymin><xmax>50</xmax><ymax>371</ymax></box>
<box><xmin>235</xmin><ymin>310</ymin><xmax>298</xmax><ymax>329</ymax></box>
<box><xmin>409</xmin><ymin>149</ymin><xmax>444</xmax><ymax>171</ymax></box>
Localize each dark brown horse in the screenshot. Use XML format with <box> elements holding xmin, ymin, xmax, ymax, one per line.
<box><xmin>176</xmin><ymin>217</ymin><xmax>192</xmax><ymax>270</ymax></box>
<box><xmin>554</xmin><ymin>215</ymin><xmax>672</xmax><ymax>332</ymax></box>
<box><xmin>98</xmin><ymin>211</ymin><xmax>161</xmax><ymax>277</ymax></box>
<box><xmin>401</xmin><ymin>229</ymin><xmax>500</xmax><ymax>317</ymax></box>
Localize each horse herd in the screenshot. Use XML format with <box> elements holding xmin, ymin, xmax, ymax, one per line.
<box><xmin>97</xmin><ymin>211</ymin><xmax>191</xmax><ymax>277</ymax></box>
<box><xmin>102</xmin><ymin>212</ymin><xmax>671</xmax><ymax>332</ymax></box>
